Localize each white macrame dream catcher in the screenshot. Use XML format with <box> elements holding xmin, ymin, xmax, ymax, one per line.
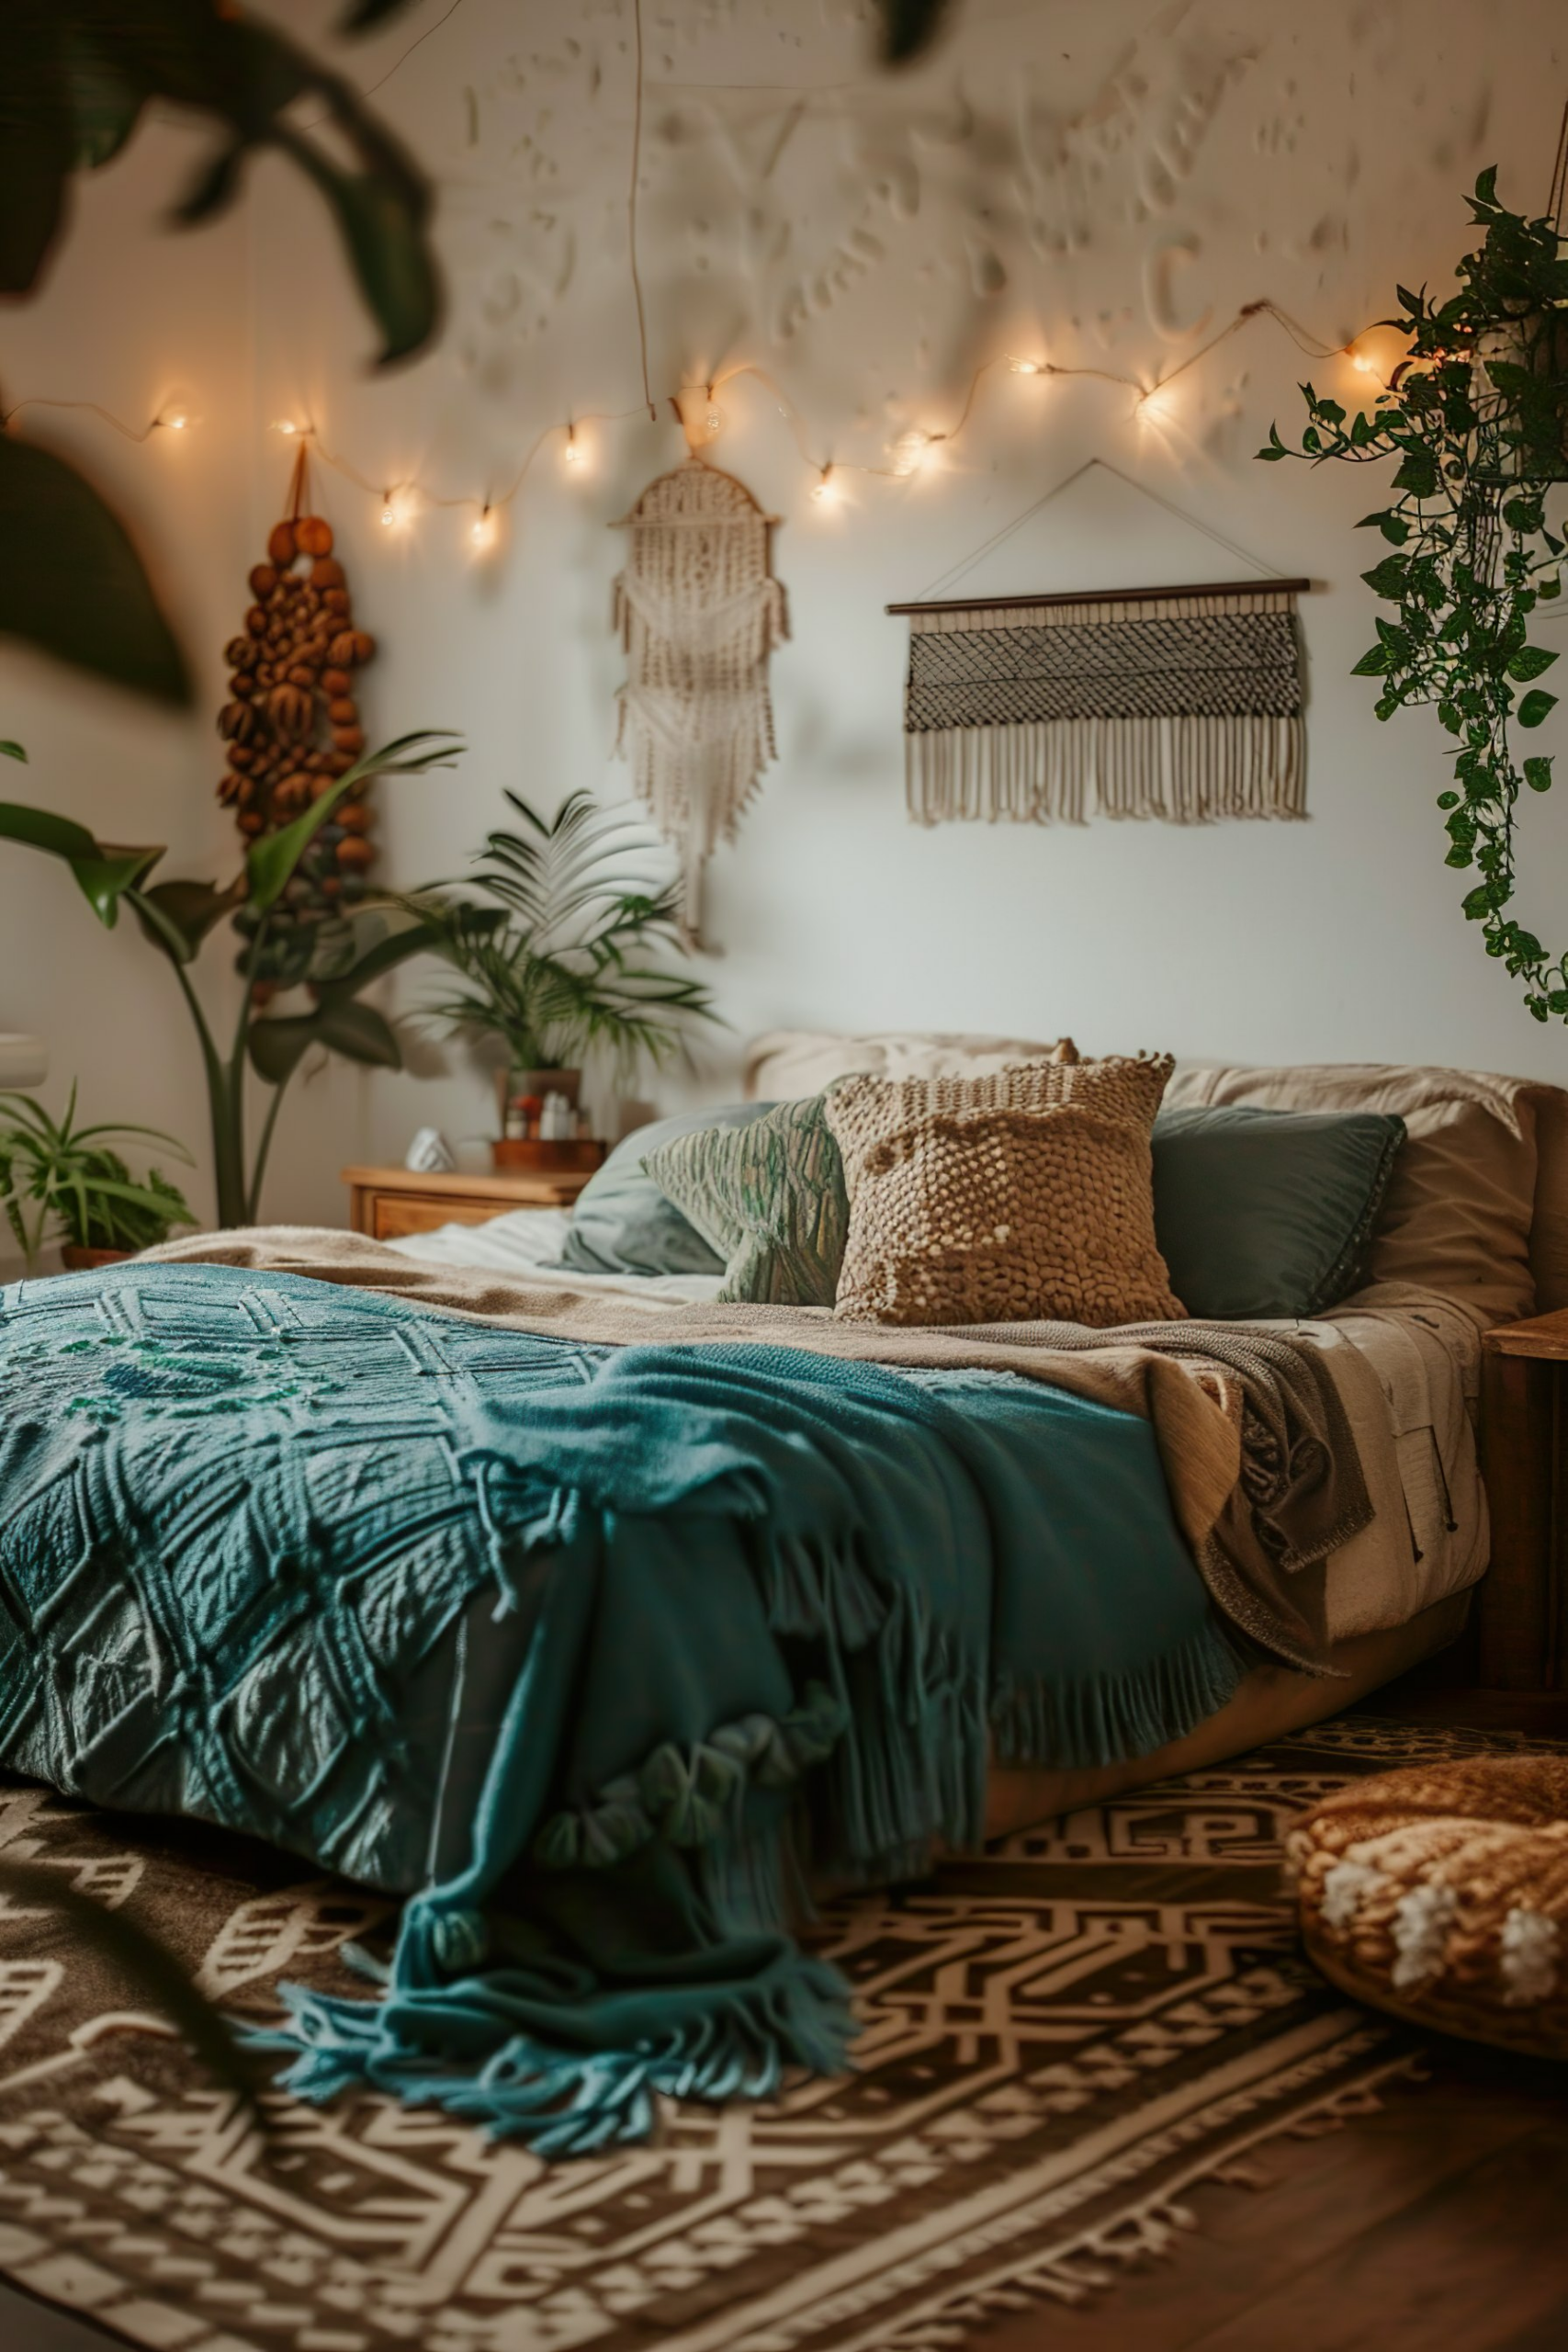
<box><xmin>612</xmin><ymin>457</ymin><xmax>787</xmax><ymax>939</ymax></box>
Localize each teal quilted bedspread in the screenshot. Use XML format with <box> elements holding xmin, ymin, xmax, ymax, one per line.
<box><xmin>0</xmin><ymin>1262</ymin><xmax>1241</xmax><ymax>2152</ymax></box>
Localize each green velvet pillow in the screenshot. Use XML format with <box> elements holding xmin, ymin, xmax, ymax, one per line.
<box><xmin>1151</xmin><ymin>1103</ymin><xmax>1406</xmax><ymax>1319</ymax></box>
<box><xmin>557</xmin><ymin>1102</ymin><xmax>777</xmax><ymax>1279</ymax></box>
<box><xmin>642</xmin><ymin>1095</ymin><xmax>850</xmax><ymax>1306</ymax></box>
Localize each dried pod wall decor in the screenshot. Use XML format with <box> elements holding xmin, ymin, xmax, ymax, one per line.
<box><xmin>218</xmin><ymin>452</ymin><xmax>378</xmax><ymax>990</ymax></box>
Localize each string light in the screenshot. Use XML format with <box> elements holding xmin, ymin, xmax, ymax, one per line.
<box><xmin>888</xmin><ymin>429</ymin><xmax>940</xmax><ymax>477</ymax></box>
<box><xmin>4</xmin><ymin>300</ymin><xmax>1412</xmax><ymax>550</ymax></box>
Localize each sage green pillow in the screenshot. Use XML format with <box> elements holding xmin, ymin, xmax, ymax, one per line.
<box><xmin>557</xmin><ymin>1102</ymin><xmax>776</xmax><ymax>1279</ymax></box>
<box><xmin>1151</xmin><ymin>1103</ymin><xmax>1406</xmax><ymax>1318</ymax></box>
<box><xmin>642</xmin><ymin>1095</ymin><xmax>850</xmax><ymax>1306</ymax></box>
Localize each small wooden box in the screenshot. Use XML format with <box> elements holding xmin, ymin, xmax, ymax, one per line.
<box><xmin>343</xmin><ymin>1162</ymin><xmax>598</xmax><ymax>1246</ymax></box>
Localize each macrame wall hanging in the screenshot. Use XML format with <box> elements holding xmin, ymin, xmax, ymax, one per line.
<box><xmin>888</xmin><ymin>460</ymin><xmax>1307</xmax><ymax>828</ymax></box>
<box><xmin>612</xmin><ymin>456</ymin><xmax>787</xmax><ymax>941</ymax></box>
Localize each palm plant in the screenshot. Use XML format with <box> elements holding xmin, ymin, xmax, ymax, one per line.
<box><xmin>0</xmin><ymin>1088</ymin><xmax>196</xmax><ymax>1268</ymax></box>
<box><xmin>412</xmin><ymin>791</ymin><xmax>718</xmax><ymax>1089</ymax></box>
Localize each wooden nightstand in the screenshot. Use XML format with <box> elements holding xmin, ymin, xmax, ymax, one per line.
<box><xmin>1477</xmin><ymin>1306</ymin><xmax>1568</xmax><ymax>1691</ymax></box>
<box><xmin>344</xmin><ymin>1162</ymin><xmax>599</xmax><ymax>1245</ymax></box>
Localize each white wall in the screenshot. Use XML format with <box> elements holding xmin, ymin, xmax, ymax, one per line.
<box><xmin>6</xmin><ymin>0</ymin><xmax>1568</xmax><ymax>1230</ymax></box>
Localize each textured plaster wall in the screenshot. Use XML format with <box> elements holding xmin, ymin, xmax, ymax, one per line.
<box><xmin>5</xmin><ymin>0</ymin><xmax>1568</xmax><ymax>1227</ymax></box>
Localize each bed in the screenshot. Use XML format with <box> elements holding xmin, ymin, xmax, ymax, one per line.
<box><xmin>0</xmin><ymin>1043</ymin><xmax>1559</xmax><ymax>2154</ymax></box>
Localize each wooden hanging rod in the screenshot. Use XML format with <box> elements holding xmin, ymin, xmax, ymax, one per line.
<box><xmin>885</xmin><ymin>577</ymin><xmax>1312</xmax><ymax>617</ymax></box>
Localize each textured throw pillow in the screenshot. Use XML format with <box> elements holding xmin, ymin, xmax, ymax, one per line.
<box><xmin>558</xmin><ymin>1102</ymin><xmax>777</xmax><ymax>1279</ymax></box>
<box><xmin>1152</xmin><ymin>1104</ymin><xmax>1406</xmax><ymax>1319</ymax></box>
<box><xmin>642</xmin><ymin>1095</ymin><xmax>850</xmax><ymax>1306</ymax></box>
<box><xmin>824</xmin><ymin>1054</ymin><xmax>1181</xmax><ymax>1329</ymax></box>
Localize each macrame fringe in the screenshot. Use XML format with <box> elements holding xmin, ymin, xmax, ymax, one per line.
<box><xmin>611</xmin><ymin>458</ymin><xmax>788</xmax><ymax>932</ymax></box>
<box><xmin>907</xmin><ymin>716</ymin><xmax>1306</xmax><ymax>826</ymax></box>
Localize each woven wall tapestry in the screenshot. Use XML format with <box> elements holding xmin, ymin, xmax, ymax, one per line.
<box><xmin>612</xmin><ymin>456</ymin><xmax>788</xmax><ymax>938</ymax></box>
<box><xmin>892</xmin><ymin>579</ymin><xmax>1307</xmax><ymax>827</ymax></box>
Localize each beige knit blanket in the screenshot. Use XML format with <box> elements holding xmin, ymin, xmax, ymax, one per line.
<box><xmin>141</xmin><ymin>1226</ymin><xmax>1372</xmax><ymax>1672</ymax></box>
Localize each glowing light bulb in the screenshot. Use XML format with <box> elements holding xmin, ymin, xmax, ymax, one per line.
<box><xmin>810</xmin><ymin>467</ymin><xmax>838</xmax><ymax>505</ymax></box>
<box><xmin>563</xmin><ymin>427</ymin><xmax>583</xmax><ymax>469</ymax></box>
<box><xmin>1350</xmin><ymin>348</ymin><xmax>1376</xmax><ymax>376</ymax></box>
<box><xmin>1137</xmin><ymin>385</ymin><xmax>1171</xmax><ymax>426</ymax></box>
<box><xmin>1008</xmin><ymin>356</ymin><xmax>1043</xmax><ymax>375</ymax></box>
<box><xmin>469</xmin><ymin>505</ymin><xmax>498</xmax><ymax>550</ymax></box>
<box><xmin>380</xmin><ymin>485</ymin><xmax>417</xmax><ymax>531</ymax></box>
<box><xmin>704</xmin><ymin>403</ymin><xmax>723</xmax><ymax>438</ymax></box>
<box><xmin>888</xmin><ymin>430</ymin><xmax>934</xmax><ymax>477</ymax></box>
<box><xmin>273</xmin><ymin>418</ymin><xmax>300</xmax><ymax>436</ymax></box>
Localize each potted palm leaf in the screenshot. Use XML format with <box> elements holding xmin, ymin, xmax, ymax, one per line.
<box><xmin>0</xmin><ymin>1088</ymin><xmax>197</xmax><ymax>1271</ymax></box>
<box><xmin>409</xmin><ymin>790</ymin><xmax>718</xmax><ymax>1163</ymax></box>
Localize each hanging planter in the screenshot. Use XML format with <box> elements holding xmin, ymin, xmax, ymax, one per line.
<box><xmin>1260</xmin><ymin>131</ymin><xmax>1568</xmax><ymax>1023</ymax></box>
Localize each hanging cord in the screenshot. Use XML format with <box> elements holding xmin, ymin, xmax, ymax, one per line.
<box><xmin>1549</xmin><ymin>96</ymin><xmax>1568</xmax><ymax>231</ymax></box>
<box><xmin>914</xmin><ymin>456</ymin><xmax>1292</xmax><ymax>605</ymax></box>
<box><xmin>285</xmin><ymin>438</ymin><xmax>310</xmax><ymax>521</ymax></box>
<box><xmin>627</xmin><ymin>0</ymin><xmax>658</xmax><ymax>424</ymax></box>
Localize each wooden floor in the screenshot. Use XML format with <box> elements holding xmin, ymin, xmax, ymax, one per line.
<box><xmin>980</xmin><ymin>1661</ymin><xmax>1568</xmax><ymax>2352</ymax></box>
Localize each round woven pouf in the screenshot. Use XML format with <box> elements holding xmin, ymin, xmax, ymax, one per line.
<box><xmin>1288</xmin><ymin>1754</ymin><xmax>1568</xmax><ymax>2058</ymax></box>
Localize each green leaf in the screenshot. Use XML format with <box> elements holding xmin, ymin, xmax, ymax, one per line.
<box><xmin>0</xmin><ymin>801</ymin><xmax>163</xmax><ymax>925</ymax></box>
<box><xmin>0</xmin><ymin>433</ymin><xmax>189</xmax><ymax>704</ymax></box>
<box><xmin>129</xmin><ymin>876</ymin><xmax>245</xmax><ymax>966</ymax></box>
<box><xmin>0</xmin><ymin>1858</ymin><xmax>261</xmax><ymax>2122</ymax></box>
<box><xmin>1361</xmin><ymin>555</ymin><xmax>1410</xmax><ymax>597</ymax></box>
<box><xmin>1517</xmin><ymin>689</ymin><xmax>1558</xmax><ymax>729</ymax></box>
<box><xmin>0</xmin><ymin>741</ymin><xmax>25</xmax><ymax>762</ymax></box>
<box><xmin>248</xmin><ymin>996</ymin><xmax>401</xmax><ymax>1085</ymax></box>
<box><xmin>0</xmin><ymin>15</ymin><xmax>72</xmax><ymax>290</ymax></box>
<box><xmin>1351</xmin><ymin>644</ymin><xmax>1393</xmax><ymax>676</ymax></box>
<box><xmin>1525</xmin><ymin>756</ymin><xmax>1554</xmax><ymax>791</ymax></box>
<box><xmin>1507</xmin><ymin>644</ymin><xmax>1559</xmax><ymax>683</ymax></box>
<box><xmin>245</xmin><ymin>732</ymin><xmax>461</xmax><ymax>913</ymax></box>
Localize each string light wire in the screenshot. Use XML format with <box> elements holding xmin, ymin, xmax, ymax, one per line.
<box><xmin>0</xmin><ymin>297</ymin><xmax>1409</xmax><ymax>545</ymax></box>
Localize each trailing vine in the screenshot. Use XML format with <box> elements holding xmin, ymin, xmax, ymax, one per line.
<box><xmin>1260</xmin><ymin>166</ymin><xmax>1568</xmax><ymax>1021</ymax></box>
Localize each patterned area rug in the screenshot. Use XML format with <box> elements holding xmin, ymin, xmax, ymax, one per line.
<box><xmin>0</xmin><ymin>1719</ymin><xmax>1541</xmax><ymax>2352</ymax></box>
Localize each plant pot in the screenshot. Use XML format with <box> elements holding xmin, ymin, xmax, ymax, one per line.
<box><xmin>61</xmin><ymin>1245</ymin><xmax>130</xmax><ymax>1271</ymax></box>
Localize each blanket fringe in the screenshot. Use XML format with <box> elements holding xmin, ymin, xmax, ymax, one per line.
<box><xmin>252</xmin><ymin>1938</ymin><xmax>854</xmax><ymax>2157</ymax></box>
<box><xmin>988</xmin><ymin>1619</ymin><xmax>1245</xmax><ymax>1773</ymax></box>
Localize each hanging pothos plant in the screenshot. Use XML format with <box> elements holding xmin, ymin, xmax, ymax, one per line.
<box><xmin>1260</xmin><ymin>165</ymin><xmax>1568</xmax><ymax>1021</ymax></box>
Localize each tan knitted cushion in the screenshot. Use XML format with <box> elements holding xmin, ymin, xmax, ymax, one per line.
<box><xmin>1289</xmin><ymin>1756</ymin><xmax>1568</xmax><ymax>2058</ymax></box>
<box><xmin>823</xmin><ymin>1053</ymin><xmax>1182</xmax><ymax>1329</ymax></box>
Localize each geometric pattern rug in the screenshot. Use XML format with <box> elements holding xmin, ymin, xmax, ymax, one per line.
<box><xmin>0</xmin><ymin>1718</ymin><xmax>1550</xmax><ymax>2352</ymax></box>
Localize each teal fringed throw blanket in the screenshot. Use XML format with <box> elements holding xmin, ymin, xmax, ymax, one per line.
<box><xmin>0</xmin><ymin>1263</ymin><xmax>1241</xmax><ymax>2153</ymax></box>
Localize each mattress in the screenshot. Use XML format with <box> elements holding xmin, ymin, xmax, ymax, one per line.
<box><xmin>387</xmin><ymin>1212</ymin><xmax>1490</xmax><ymax>1642</ymax></box>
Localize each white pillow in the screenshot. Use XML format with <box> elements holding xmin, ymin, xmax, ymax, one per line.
<box><xmin>743</xmin><ymin>1028</ymin><xmax>1067</xmax><ymax>1101</ymax></box>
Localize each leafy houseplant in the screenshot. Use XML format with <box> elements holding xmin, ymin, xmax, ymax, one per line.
<box><xmin>0</xmin><ymin>1088</ymin><xmax>196</xmax><ymax>1269</ymax></box>
<box><xmin>1</xmin><ymin>0</ymin><xmax>442</xmax><ymax>714</ymax></box>
<box><xmin>0</xmin><ymin>732</ymin><xmax>459</xmax><ymax>1227</ymax></box>
<box><xmin>411</xmin><ymin>790</ymin><xmax>719</xmax><ymax>1133</ymax></box>
<box><xmin>1260</xmin><ymin>164</ymin><xmax>1568</xmax><ymax>1022</ymax></box>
